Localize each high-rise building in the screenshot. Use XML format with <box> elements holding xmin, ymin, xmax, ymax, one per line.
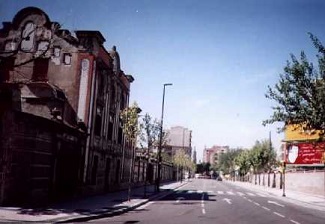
<box><xmin>165</xmin><ymin>126</ymin><xmax>192</xmax><ymax>158</ymax></box>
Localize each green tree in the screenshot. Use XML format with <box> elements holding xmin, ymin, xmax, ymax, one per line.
<box><xmin>248</xmin><ymin>140</ymin><xmax>277</xmax><ymax>173</ymax></box>
<box><xmin>264</xmin><ymin>34</ymin><xmax>325</xmax><ymax>137</ymax></box>
<box><xmin>138</xmin><ymin>113</ymin><xmax>169</xmax><ymax>157</ymax></box>
<box><xmin>234</xmin><ymin>150</ymin><xmax>251</xmax><ymax>176</ymax></box>
<box><xmin>173</xmin><ymin>149</ymin><xmax>195</xmax><ymax>181</ymax></box>
<box><xmin>120</xmin><ymin>102</ymin><xmax>141</xmax><ymax>201</ymax></box>
<box><xmin>139</xmin><ymin>113</ymin><xmax>160</xmax><ymax>155</ymax></box>
<box><xmin>217</xmin><ymin>149</ymin><xmax>242</xmax><ymax>175</ymax></box>
<box><xmin>161</xmin><ymin>151</ymin><xmax>172</xmax><ymax>163</ymax></box>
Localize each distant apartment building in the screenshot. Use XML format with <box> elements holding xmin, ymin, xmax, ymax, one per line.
<box><xmin>165</xmin><ymin>126</ymin><xmax>192</xmax><ymax>158</ymax></box>
<box><xmin>203</xmin><ymin>145</ymin><xmax>229</xmax><ymax>166</ymax></box>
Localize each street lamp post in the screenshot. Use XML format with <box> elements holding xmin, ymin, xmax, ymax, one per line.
<box><xmin>156</xmin><ymin>83</ymin><xmax>172</xmax><ymax>192</ymax></box>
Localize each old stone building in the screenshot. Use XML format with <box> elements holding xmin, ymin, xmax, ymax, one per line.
<box><xmin>0</xmin><ymin>7</ymin><xmax>134</xmax><ymax>205</ymax></box>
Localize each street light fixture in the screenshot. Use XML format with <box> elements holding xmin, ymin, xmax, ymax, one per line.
<box><xmin>156</xmin><ymin>83</ymin><xmax>172</xmax><ymax>192</ymax></box>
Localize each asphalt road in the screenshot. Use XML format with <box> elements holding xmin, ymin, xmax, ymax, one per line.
<box><xmin>90</xmin><ymin>179</ymin><xmax>325</xmax><ymax>224</ymax></box>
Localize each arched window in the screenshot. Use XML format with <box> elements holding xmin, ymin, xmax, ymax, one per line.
<box><xmin>21</xmin><ymin>22</ymin><xmax>36</xmax><ymax>52</ymax></box>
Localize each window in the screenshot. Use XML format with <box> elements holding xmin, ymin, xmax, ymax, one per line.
<box><xmin>94</xmin><ymin>107</ymin><xmax>102</xmax><ymax>136</ymax></box>
<box><xmin>53</xmin><ymin>46</ymin><xmax>61</xmax><ymax>57</ymax></box>
<box><xmin>108</xmin><ymin>114</ymin><xmax>114</xmax><ymax>140</ymax></box>
<box><xmin>120</xmin><ymin>94</ymin><xmax>125</xmax><ymax>110</ymax></box>
<box><xmin>37</xmin><ymin>41</ymin><xmax>49</xmax><ymax>56</ymax></box>
<box><xmin>63</xmin><ymin>53</ymin><xmax>72</xmax><ymax>65</ymax></box>
<box><xmin>21</xmin><ymin>22</ymin><xmax>35</xmax><ymax>52</ymax></box>
<box><xmin>110</xmin><ymin>84</ymin><xmax>115</xmax><ymax>103</ymax></box>
<box><xmin>91</xmin><ymin>156</ymin><xmax>98</xmax><ymax>185</ymax></box>
<box><xmin>118</xmin><ymin>119</ymin><xmax>123</xmax><ymax>144</ymax></box>
<box><xmin>32</xmin><ymin>58</ymin><xmax>49</xmax><ymax>81</ymax></box>
<box><xmin>5</xmin><ymin>40</ymin><xmax>16</xmax><ymax>52</ymax></box>
<box><xmin>0</xmin><ymin>57</ymin><xmax>15</xmax><ymax>81</ymax></box>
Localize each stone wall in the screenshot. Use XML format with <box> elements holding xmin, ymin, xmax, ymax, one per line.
<box><xmin>246</xmin><ymin>171</ymin><xmax>325</xmax><ymax>196</ymax></box>
<box><xmin>0</xmin><ymin>111</ymin><xmax>85</xmax><ymax>206</ymax></box>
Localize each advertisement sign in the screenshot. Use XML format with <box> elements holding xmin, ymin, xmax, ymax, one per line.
<box><xmin>286</xmin><ymin>142</ymin><xmax>325</xmax><ymax>164</ymax></box>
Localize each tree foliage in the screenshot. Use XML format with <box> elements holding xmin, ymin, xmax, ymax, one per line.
<box><xmin>264</xmin><ymin>33</ymin><xmax>325</xmax><ymax>137</ymax></box>
<box><xmin>234</xmin><ymin>150</ymin><xmax>250</xmax><ymax>176</ymax></box>
<box><xmin>137</xmin><ymin>113</ymin><xmax>169</xmax><ymax>161</ymax></box>
<box><xmin>217</xmin><ymin>149</ymin><xmax>242</xmax><ymax>174</ymax></box>
<box><xmin>215</xmin><ymin>140</ymin><xmax>277</xmax><ymax>176</ymax></box>
<box><xmin>248</xmin><ymin>140</ymin><xmax>277</xmax><ymax>173</ymax></box>
<box><xmin>139</xmin><ymin>113</ymin><xmax>160</xmax><ymax>150</ymax></box>
<box><xmin>120</xmin><ymin>102</ymin><xmax>141</xmax><ymax>142</ymax></box>
<box><xmin>196</xmin><ymin>162</ymin><xmax>211</xmax><ymax>174</ymax></box>
<box><xmin>173</xmin><ymin>149</ymin><xmax>195</xmax><ymax>172</ymax></box>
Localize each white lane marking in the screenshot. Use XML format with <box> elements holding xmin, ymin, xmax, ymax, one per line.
<box><xmin>268</xmin><ymin>200</ymin><xmax>285</xmax><ymax>207</ymax></box>
<box><xmin>176</xmin><ymin>197</ymin><xmax>185</xmax><ymax>203</ymax></box>
<box><xmin>246</xmin><ymin>192</ymin><xmax>255</xmax><ymax>196</ymax></box>
<box><xmin>290</xmin><ymin>220</ymin><xmax>301</xmax><ymax>224</ymax></box>
<box><xmin>254</xmin><ymin>202</ymin><xmax>261</xmax><ymax>206</ymax></box>
<box><xmin>273</xmin><ymin>212</ymin><xmax>285</xmax><ymax>218</ymax></box>
<box><xmin>187</xmin><ymin>190</ymin><xmax>195</xmax><ymax>194</ymax></box>
<box><xmin>247</xmin><ymin>199</ymin><xmax>253</xmax><ymax>202</ymax></box>
<box><xmin>217</xmin><ymin>191</ymin><xmax>224</xmax><ymax>195</ymax></box>
<box><xmin>136</xmin><ymin>201</ymin><xmax>154</xmax><ymax>210</ymax></box>
<box><xmin>207</xmin><ymin>190</ymin><xmax>213</xmax><ymax>194</ymax></box>
<box><xmin>237</xmin><ymin>192</ymin><xmax>245</xmax><ymax>196</ymax></box>
<box><xmin>222</xmin><ymin>198</ymin><xmax>232</xmax><ymax>204</ymax></box>
<box><xmin>262</xmin><ymin>206</ymin><xmax>270</xmax><ymax>211</ymax></box>
<box><xmin>201</xmin><ymin>193</ymin><xmax>205</xmax><ymax>215</ymax></box>
<box><xmin>227</xmin><ymin>191</ymin><xmax>235</xmax><ymax>195</ymax></box>
<box><xmin>243</xmin><ymin>196</ymin><xmax>247</xmax><ymax>199</ymax></box>
<box><xmin>197</xmin><ymin>190</ymin><xmax>203</xmax><ymax>194</ymax></box>
<box><xmin>256</xmin><ymin>193</ymin><xmax>267</xmax><ymax>197</ymax></box>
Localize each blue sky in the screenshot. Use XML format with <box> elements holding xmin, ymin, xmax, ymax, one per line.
<box><xmin>1</xmin><ymin>0</ymin><xmax>325</xmax><ymax>161</ymax></box>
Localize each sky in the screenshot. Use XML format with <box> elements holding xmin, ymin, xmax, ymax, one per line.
<box><xmin>1</xmin><ymin>0</ymin><xmax>325</xmax><ymax>161</ymax></box>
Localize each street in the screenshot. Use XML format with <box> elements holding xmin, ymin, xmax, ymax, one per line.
<box><xmin>91</xmin><ymin>179</ymin><xmax>325</xmax><ymax>224</ymax></box>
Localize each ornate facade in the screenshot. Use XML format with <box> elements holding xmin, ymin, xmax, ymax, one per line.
<box><xmin>0</xmin><ymin>7</ymin><xmax>134</xmax><ymax>205</ymax></box>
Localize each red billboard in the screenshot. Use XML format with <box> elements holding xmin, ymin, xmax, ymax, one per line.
<box><xmin>286</xmin><ymin>142</ymin><xmax>325</xmax><ymax>164</ymax></box>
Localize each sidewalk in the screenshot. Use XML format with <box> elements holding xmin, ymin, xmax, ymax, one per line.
<box><xmin>226</xmin><ymin>180</ymin><xmax>325</xmax><ymax>212</ymax></box>
<box><xmin>0</xmin><ymin>181</ymin><xmax>188</xmax><ymax>223</ymax></box>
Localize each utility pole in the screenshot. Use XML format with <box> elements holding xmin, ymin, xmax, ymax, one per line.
<box><xmin>157</xmin><ymin>83</ymin><xmax>172</xmax><ymax>192</ymax></box>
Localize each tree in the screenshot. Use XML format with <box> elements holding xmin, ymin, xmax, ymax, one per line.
<box><xmin>217</xmin><ymin>149</ymin><xmax>242</xmax><ymax>175</ymax></box>
<box><xmin>138</xmin><ymin>113</ymin><xmax>170</xmax><ymax>155</ymax></box>
<box><xmin>173</xmin><ymin>149</ymin><xmax>195</xmax><ymax>181</ymax></box>
<box><xmin>139</xmin><ymin>113</ymin><xmax>160</xmax><ymax>152</ymax></box>
<box><xmin>234</xmin><ymin>150</ymin><xmax>251</xmax><ymax>176</ymax></box>
<box><xmin>196</xmin><ymin>162</ymin><xmax>211</xmax><ymax>174</ymax></box>
<box><xmin>120</xmin><ymin>102</ymin><xmax>141</xmax><ymax>201</ymax></box>
<box><xmin>161</xmin><ymin>152</ymin><xmax>173</xmax><ymax>163</ymax></box>
<box><xmin>248</xmin><ymin>140</ymin><xmax>277</xmax><ymax>173</ymax></box>
<box><xmin>264</xmin><ymin>33</ymin><xmax>325</xmax><ymax>137</ymax></box>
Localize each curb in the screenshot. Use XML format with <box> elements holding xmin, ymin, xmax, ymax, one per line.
<box><xmin>226</xmin><ymin>181</ymin><xmax>325</xmax><ymax>212</ymax></box>
<box><xmin>53</xmin><ymin>182</ymin><xmax>188</xmax><ymax>223</ymax></box>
